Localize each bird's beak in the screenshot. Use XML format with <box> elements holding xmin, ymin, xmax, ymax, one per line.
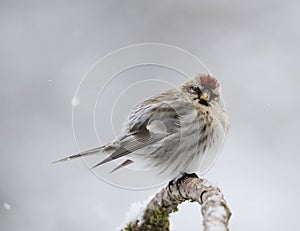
<box><xmin>200</xmin><ymin>92</ymin><xmax>209</xmax><ymax>101</ymax></box>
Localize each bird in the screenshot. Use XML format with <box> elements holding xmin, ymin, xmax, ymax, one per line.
<box><xmin>53</xmin><ymin>74</ymin><xmax>229</xmax><ymax>180</ymax></box>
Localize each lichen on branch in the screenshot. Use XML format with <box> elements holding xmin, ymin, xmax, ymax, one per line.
<box><xmin>120</xmin><ymin>173</ymin><xmax>231</xmax><ymax>231</ymax></box>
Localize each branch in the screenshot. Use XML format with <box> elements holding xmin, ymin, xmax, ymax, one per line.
<box><xmin>121</xmin><ymin>174</ymin><xmax>231</xmax><ymax>231</ymax></box>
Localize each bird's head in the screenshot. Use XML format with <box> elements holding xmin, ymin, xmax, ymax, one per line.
<box><xmin>181</xmin><ymin>74</ymin><xmax>222</xmax><ymax>107</ymax></box>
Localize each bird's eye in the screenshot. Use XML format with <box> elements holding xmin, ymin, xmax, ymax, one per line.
<box><xmin>190</xmin><ymin>86</ymin><xmax>199</xmax><ymax>93</ymax></box>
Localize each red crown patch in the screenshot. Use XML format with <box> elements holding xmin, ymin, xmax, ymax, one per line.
<box><xmin>200</xmin><ymin>76</ymin><xmax>218</xmax><ymax>89</ymax></box>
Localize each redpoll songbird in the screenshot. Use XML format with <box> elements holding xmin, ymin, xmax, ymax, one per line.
<box><xmin>54</xmin><ymin>75</ymin><xmax>229</xmax><ymax>179</ymax></box>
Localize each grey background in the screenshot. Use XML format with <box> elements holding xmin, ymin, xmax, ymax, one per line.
<box><xmin>1</xmin><ymin>0</ymin><xmax>299</xmax><ymax>230</ymax></box>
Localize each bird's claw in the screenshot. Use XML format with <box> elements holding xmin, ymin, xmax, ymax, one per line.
<box><xmin>177</xmin><ymin>172</ymin><xmax>199</xmax><ymax>184</ymax></box>
<box><xmin>168</xmin><ymin>172</ymin><xmax>199</xmax><ymax>192</ymax></box>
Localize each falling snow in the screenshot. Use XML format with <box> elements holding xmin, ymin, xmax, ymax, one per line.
<box><xmin>3</xmin><ymin>202</ymin><xmax>11</xmax><ymax>211</ymax></box>
<box><xmin>71</xmin><ymin>97</ymin><xmax>79</xmax><ymax>107</ymax></box>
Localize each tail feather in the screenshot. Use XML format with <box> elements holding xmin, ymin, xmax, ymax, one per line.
<box><xmin>109</xmin><ymin>159</ymin><xmax>133</xmax><ymax>173</ymax></box>
<box><xmin>52</xmin><ymin>146</ymin><xmax>104</xmax><ymax>164</ymax></box>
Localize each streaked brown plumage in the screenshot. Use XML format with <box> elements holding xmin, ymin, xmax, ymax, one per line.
<box><xmin>54</xmin><ymin>74</ymin><xmax>229</xmax><ymax>179</ymax></box>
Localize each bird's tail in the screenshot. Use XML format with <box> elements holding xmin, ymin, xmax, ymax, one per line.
<box><xmin>52</xmin><ymin>146</ymin><xmax>107</xmax><ymax>164</ymax></box>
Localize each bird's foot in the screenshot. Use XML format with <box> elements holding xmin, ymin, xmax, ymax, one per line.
<box><xmin>177</xmin><ymin>172</ymin><xmax>199</xmax><ymax>184</ymax></box>
<box><xmin>168</xmin><ymin>172</ymin><xmax>198</xmax><ymax>191</ymax></box>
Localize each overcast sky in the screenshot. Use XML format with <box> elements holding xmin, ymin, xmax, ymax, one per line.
<box><xmin>1</xmin><ymin>0</ymin><xmax>300</xmax><ymax>230</ymax></box>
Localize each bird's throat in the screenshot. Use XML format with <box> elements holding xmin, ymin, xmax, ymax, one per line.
<box><xmin>198</xmin><ymin>98</ymin><xmax>210</xmax><ymax>106</ymax></box>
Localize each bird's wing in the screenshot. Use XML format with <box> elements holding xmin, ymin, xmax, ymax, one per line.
<box><xmin>52</xmin><ymin>100</ymin><xmax>182</xmax><ymax>170</ymax></box>
<box><xmin>91</xmin><ymin>100</ymin><xmax>184</xmax><ymax>170</ymax></box>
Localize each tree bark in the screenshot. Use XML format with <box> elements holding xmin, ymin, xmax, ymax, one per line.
<box><xmin>121</xmin><ymin>174</ymin><xmax>231</xmax><ymax>231</ymax></box>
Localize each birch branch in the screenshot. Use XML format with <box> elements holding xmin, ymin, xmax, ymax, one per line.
<box><xmin>121</xmin><ymin>173</ymin><xmax>231</xmax><ymax>231</ymax></box>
